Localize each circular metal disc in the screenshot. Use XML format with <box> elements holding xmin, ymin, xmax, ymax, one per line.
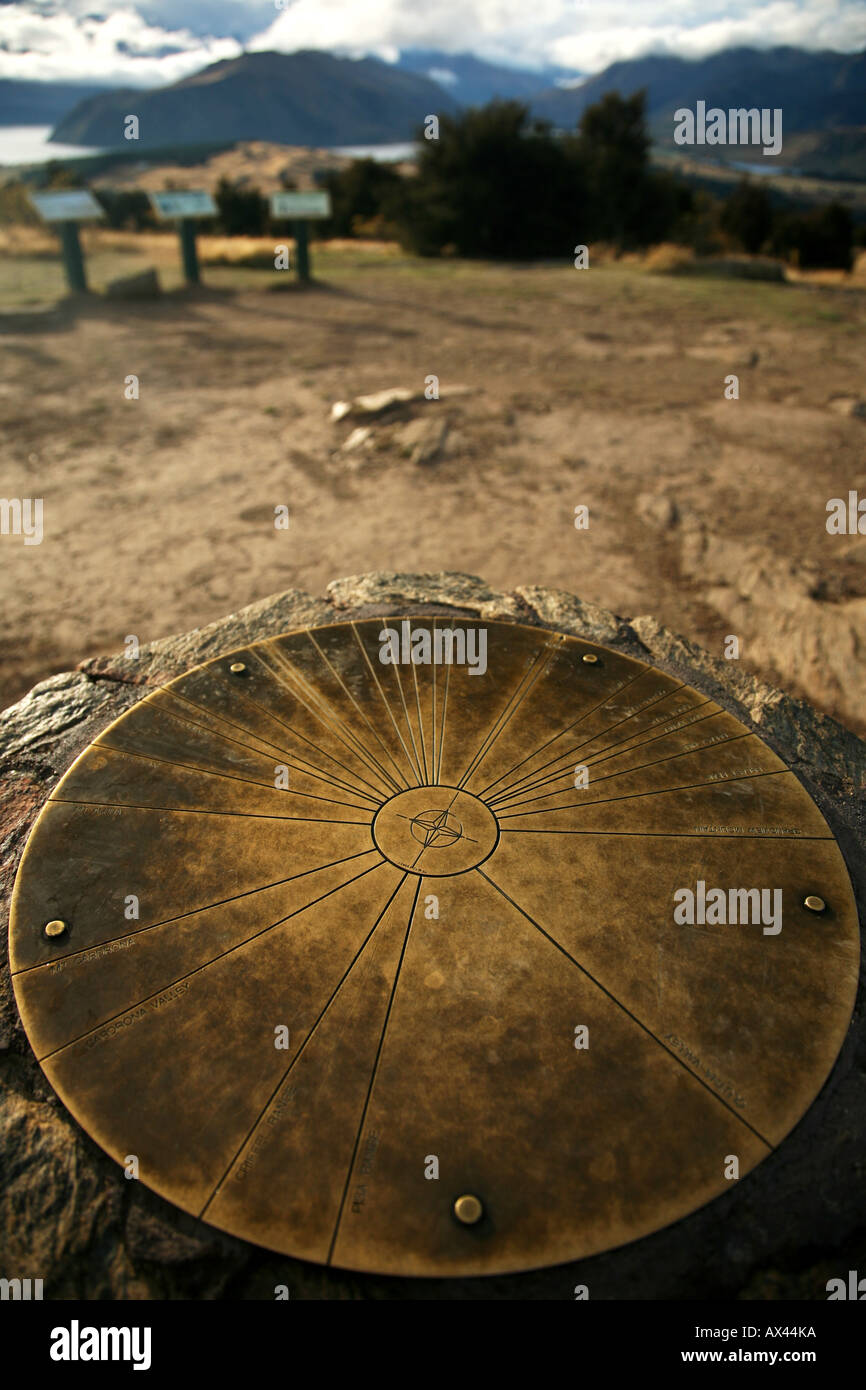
<box><xmin>9</xmin><ymin>618</ymin><xmax>860</xmax><ymax>1276</ymax></box>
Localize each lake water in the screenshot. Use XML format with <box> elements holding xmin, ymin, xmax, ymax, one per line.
<box><xmin>0</xmin><ymin>126</ymin><xmax>417</xmax><ymax>168</ymax></box>
<box><xmin>0</xmin><ymin>125</ymin><xmax>106</xmax><ymax>166</ymax></box>
<box><xmin>332</xmin><ymin>142</ymin><xmax>417</xmax><ymax>162</ymax></box>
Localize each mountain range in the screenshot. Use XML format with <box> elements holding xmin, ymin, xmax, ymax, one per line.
<box><xmin>532</xmin><ymin>46</ymin><xmax>866</xmax><ymax>142</ymax></box>
<box><xmin>37</xmin><ymin>47</ymin><xmax>576</xmax><ymax>147</ymax></box>
<box><xmin>48</xmin><ymin>51</ymin><xmax>461</xmax><ymax>149</ymax></box>
<box><xmin>0</xmin><ymin>78</ymin><xmax>111</xmax><ymax>126</ymax></box>
<box><xmin>0</xmin><ymin>44</ymin><xmax>862</xmax><ymax>181</ymax></box>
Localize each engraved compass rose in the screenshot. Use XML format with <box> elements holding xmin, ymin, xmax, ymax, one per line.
<box><xmin>407</xmin><ymin>807</ymin><xmax>466</xmax><ymax>849</ymax></box>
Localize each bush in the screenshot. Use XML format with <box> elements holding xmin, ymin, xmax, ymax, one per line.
<box><xmin>41</xmin><ymin>161</ymin><xmax>85</xmax><ymax>191</ymax></box>
<box><xmin>213</xmin><ymin>177</ymin><xmax>268</xmax><ymax>237</ymax></box>
<box><xmin>773</xmin><ymin>202</ymin><xmax>854</xmax><ymax>270</ymax></box>
<box><xmin>320</xmin><ymin>159</ymin><xmax>407</xmax><ymax>239</ymax></box>
<box><xmin>397</xmin><ymin>101</ymin><xmax>586</xmax><ymax>258</ymax></box>
<box><xmin>573</xmin><ymin>91</ymin><xmax>658</xmax><ymax>247</ymax></box>
<box><xmin>720</xmin><ymin>179</ymin><xmax>775</xmax><ymax>254</ymax></box>
<box><xmin>395</xmin><ymin>91</ymin><xmax>689</xmax><ymax>258</ymax></box>
<box><xmin>0</xmin><ymin>180</ymin><xmax>42</xmax><ymax>227</ymax></box>
<box><xmin>93</xmin><ymin>188</ymin><xmax>158</xmax><ymax>231</ymax></box>
<box><xmin>670</xmin><ymin>189</ymin><xmax>726</xmax><ymax>256</ymax></box>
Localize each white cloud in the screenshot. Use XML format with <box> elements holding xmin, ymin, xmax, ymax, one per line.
<box><xmin>427</xmin><ymin>68</ymin><xmax>459</xmax><ymax>86</ymax></box>
<box><xmin>0</xmin><ymin>4</ymin><xmax>241</xmax><ymax>84</ymax></box>
<box><xmin>249</xmin><ymin>0</ymin><xmax>866</xmax><ymax>72</ymax></box>
<box><xmin>0</xmin><ymin>0</ymin><xmax>863</xmax><ymax>86</ymax></box>
<box><xmin>546</xmin><ymin>1</ymin><xmax>866</xmax><ymax>71</ymax></box>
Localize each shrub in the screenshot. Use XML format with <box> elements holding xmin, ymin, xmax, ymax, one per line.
<box><xmin>397</xmin><ymin>101</ymin><xmax>586</xmax><ymax>258</ymax></box>
<box><xmin>720</xmin><ymin>179</ymin><xmax>775</xmax><ymax>254</ymax></box>
<box><xmin>773</xmin><ymin>202</ymin><xmax>854</xmax><ymax>270</ymax></box>
<box><xmin>320</xmin><ymin>159</ymin><xmax>407</xmax><ymax>239</ymax></box>
<box><xmin>213</xmin><ymin>178</ymin><xmax>268</xmax><ymax>237</ymax></box>
<box><xmin>93</xmin><ymin>188</ymin><xmax>158</xmax><ymax>231</ymax></box>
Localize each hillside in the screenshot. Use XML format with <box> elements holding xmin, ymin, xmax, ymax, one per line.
<box><xmin>0</xmin><ymin>78</ymin><xmax>111</xmax><ymax>126</ymax></box>
<box><xmin>394</xmin><ymin>49</ymin><xmax>578</xmax><ymax>105</ymax></box>
<box><xmin>532</xmin><ymin>46</ymin><xmax>866</xmax><ymax>176</ymax></box>
<box><xmin>50</xmin><ymin>50</ymin><xmax>460</xmax><ymax>149</ymax></box>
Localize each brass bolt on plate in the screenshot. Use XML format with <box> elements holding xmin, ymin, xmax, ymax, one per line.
<box><xmin>804</xmin><ymin>896</ymin><xmax>826</xmax><ymax>913</ymax></box>
<box><xmin>582</xmin><ymin>653</ymin><xmax>599</xmax><ymax>664</ymax></box>
<box><xmin>453</xmin><ymin>1194</ymin><xmax>484</xmax><ymax>1226</ymax></box>
<box><xmin>229</xmin><ymin>662</ymin><xmax>247</xmax><ymax>675</ymax></box>
<box><xmin>43</xmin><ymin>919</ymin><xmax>68</xmax><ymax>939</ymax></box>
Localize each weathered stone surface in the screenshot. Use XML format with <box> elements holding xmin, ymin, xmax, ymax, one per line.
<box><xmin>326</xmin><ymin>570</ymin><xmax>528</xmax><ymax>621</ymax></box>
<box><xmin>630</xmin><ymin>615</ymin><xmax>866</xmax><ymax>790</ymax></box>
<box><xmin>516</xmin><ymin>584</ymin><xmax>635</xmax><ymax>646</ymax></box>
<box><xmin>1</xmin><ymin>572</ymin><xmax>863</xmax><ymax>1301</ymax></box>
<box><xmin>78</xmin><ymin>588</ymin><xmax>334</xmax><ymax>688</ymax></box>
<box><xmin>0</xmin><ymin>670</ymin><xmax>124</xmax><ymax>766</ymax></box>
<box><xmin>635</xmin><ymin>497</ymin><xmax>866</xmax><ymax>736</ymax></box>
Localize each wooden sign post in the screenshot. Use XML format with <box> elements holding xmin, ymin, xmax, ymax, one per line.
<box><xmin>269</xmin><ymin>192</ymin><xmax>332</xmax><ymax>284</ymax></box>
<box><xmin>28</xmin><ymin>190</ymin><xmax>105</xmax><ymax>293</ymax></box>
<box><xmin>148</xmin><ymin>191</ymin><xmax>218</xmax><ymax>285</ymax></box>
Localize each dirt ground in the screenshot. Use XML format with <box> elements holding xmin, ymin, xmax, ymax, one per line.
<box><xmin>0</xmin><ymin>231</ymin><xmax>864</xmax><ymax>734</ymax></box>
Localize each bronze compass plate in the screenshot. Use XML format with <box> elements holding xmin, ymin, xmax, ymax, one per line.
<box><xmin>8</xmin><ymin>619</ymin><xmax>860</xmax><ymax>1276</ymax></box>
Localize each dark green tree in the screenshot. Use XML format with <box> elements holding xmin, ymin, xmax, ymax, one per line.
<box><xmin>398</xmin><ymin>101</ymin><xmax>586</xmax><ymax>258</ymax></box>
<box><xmin>773</xmin><ymin>201</ymin><xmax>854</xmax><ymax>270</ymax></box>
<box><xmin>213</xmin><ymin>177</ymin><xmax>268</xmax><ymax>236</ymax></box>
<box><xmin>93</xmin><ymin>189</ymin><xmax>157</xmax><ymax>231</ymax></box>
<box><xmin>320</xmin><ymin>159</ymin><xmax>407</xmax><ymax>238</ymax></box>
<box><xmin>720</xmin><ymin>179</ymin><xmax>774</xmax><ymax>254</ymax></box>
<box><xmin>573</xmin><ymin>90</ymin><xmax>654</xmax><ymax>246</ymax></box>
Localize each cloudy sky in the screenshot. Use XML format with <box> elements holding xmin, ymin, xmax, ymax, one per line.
<box><xmin>1</xmin><ymin>0</ymin><xmax>864</xmax><ymax>86</ymax></box>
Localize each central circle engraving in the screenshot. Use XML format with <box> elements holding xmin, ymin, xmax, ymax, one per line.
<box><xmin>410</xmin><ymin>809</ymin><xmax>465</xmax><ymax>849</ymax></box>
<box><xmin>372</xmin><ymin>787</ymin><xmax>499</xmax><ymax>876</ymax></box>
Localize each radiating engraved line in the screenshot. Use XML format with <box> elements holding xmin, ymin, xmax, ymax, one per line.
<box><xmin>255</xmin><ymin>641</ymin><xmax>399</xmax><ymax>796</ymax></box>
<box><xmin>327</xmin><ymin>876</ymin><xmax>422</xmax><ymax>1262</ymax></box>
<box><xmin>497</xmin><ymin>739</ymin><xmax>774</xmax><ymax>816</ymax></box>
<box><xmin>378</xmin><ymin>636</ymin><xmax>422</xmax><ymax>789</ymax></box>
<box><xmin>15</xmin><ymin>849</ymin><xmax>380</xmax><ymax>977</ymax></box>
<box><xmin>458</xmin><ymin>636</ymin><xmax>558</xmax><ymax>789</ymax></box>
<box><xmin>501</xmin><ymin>825</ymin><xmax>830</xmax><ymax>838</ymax></box>
<box><xmin>477</xmin><ymin>868</ymin><xmax>773</xmax><ymax>1148</ymax></box>
<box><xmin>498</xmin><ymin>761</ymin><xmax>791</xmax><ymax>819</ymax></box>
<box><xmin>489</xmin><ymin>678</ymin><xmax>685</xmax><ymax>803</ymax></box>
<box><xmin>225</xmin><ymin>676</ymin><xmax>393</xmax><ymax>803</ymax></box>
<box><xmin>380</xmin><ymin>624</ymin><xmax>425</xmax><ymax>786</ymax></box>
<box><xmin>477</xmin><ymin>667</ymin><xmax>648</xmax><ymax>798</ymax></box>
<box><xmin>351</xmin><ymin>622</ymin><xmax>422</xmax><ymax>787</ymax></box>
<box><xmin>410</xmin><ymin>647</ymin><xmax>429</xmax><ymax>784</ymax></box>
<box><xmin>39</xmin><ymin>860</ymin><xmax>388</xmax><ymax>1059</ymax></box>
<box><xmin>258</xmin><ymin>641</ymin><xmax>402</xmax><ymax>795</ymax></box>
<box><xmin>51</xmin><ymin>797</ymin><xmax>371</xmax><ymax>823</ymax></box>
<box><xmin>490</xmin><ymin>700</ymin><xmax>716</xmax><ymax>805</ymax></box>
<box><xmin>89</xmin><ymin>743</ymin><xmax>377</xmax><ymax>813</ymax></box>
<box><xmin>436</xmin><ymin>645</ymin><xmax>449</xmax><ymax>784</ymax></box>
<box><xmin>494</xmin><ymin>729</ymin><xmax>752</xmax><ymax>812</ymax></box>
<box><xmin>151</xmin><ymin>688</ymin><xmax>377</xmax><ymax>801</ymax></box>
<box><xmin>157</xmin><ymin>685</ymin><xmax>386</xmax><ymax>805</ymax></box>
<box><xmin>306</xmin><ymin>630</ymin><xmax>415</xmax><ymax>792</ymax></box>
<box><xmin>199</xmin><ymin>870</ymin><xmax>410</xmax><ymax>1220</ymax></box>
<box><xmin>431</xmin><ymin>634</ymin><xmax>437</xmax><ymax>785</ymax></box>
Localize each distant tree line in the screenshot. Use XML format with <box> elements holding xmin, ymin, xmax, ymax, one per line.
<box><xmin>313</xmin><ymin>93</ymin><xmax>860</xmax><ymax>271</ymax></box>
<box><xmin>7</xmin><ymin>94</ymin><xmax>860</xmax><ymax>270</ymax></box>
